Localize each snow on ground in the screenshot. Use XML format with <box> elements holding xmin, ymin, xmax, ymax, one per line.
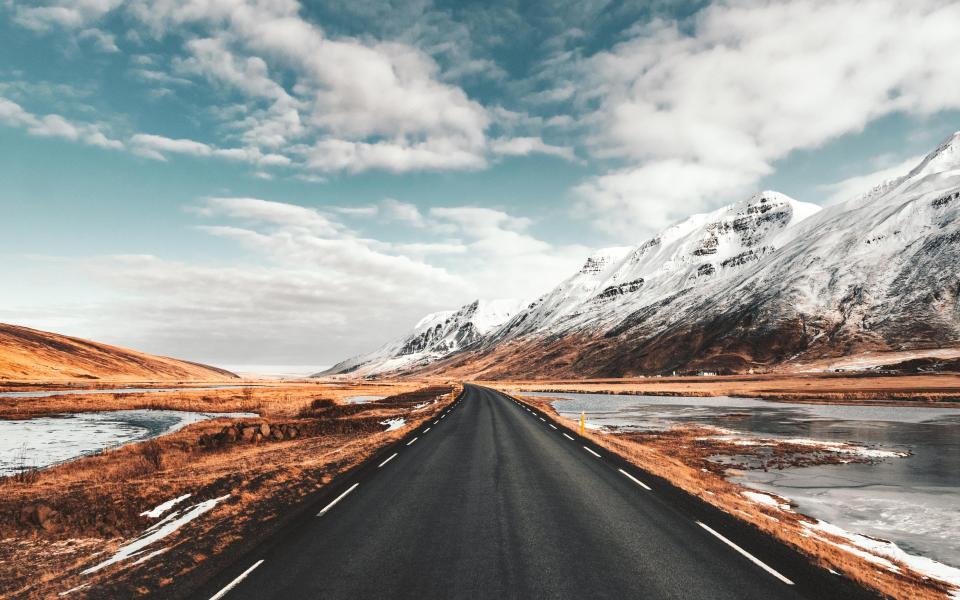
<box><xmin>81</xmin><ymin>494</ymin><xmax>230</xmax><ymax>575</ymax></box>
<box><xmin>380</xmin><ymin>418</ymin><xmax>405</xmax><ymax>432</ymax></box>
<box><xmin>790</xmin><ymin>348</ymin><xmax>960</xmax><ymax>373</ymax></box>
<box><xmin>140</xmin><ymin>494</ymin><xmax>191</xmax><ymax>518</ymax></box>
<box><xmin>742</xmin><ymin>489</ymin><xmax>960</xmax><ymax>596</ymax></box>
<box><xmin>707</xmin><ymin>430</ymin><xmax>909</xmax><ymax>459</ymax></box>
<box><xmin>803</xmin><ymin>520</ymin><xmax>960</xmax><ymax>597</ymax></box>
<box><xmin>58</xmin><ymin>584</ymin><xmax>90</xmax><ymax>597</ymax></box>
<box><xmin>742</xmin><ymin>491</ymin><xmax>791</xmax><ymax>511</ymax></box>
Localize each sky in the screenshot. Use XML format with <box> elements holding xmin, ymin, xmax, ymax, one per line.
<box><xmin>2</xmin><ymin>0</ymin><xmax>959</xmax><ymax>370</ymax></box>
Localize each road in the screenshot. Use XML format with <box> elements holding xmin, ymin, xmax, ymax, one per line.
<box><xmin>196</xmin><ymin>384</ymin><xmax>878</xmax><ymax>600</ymax></box>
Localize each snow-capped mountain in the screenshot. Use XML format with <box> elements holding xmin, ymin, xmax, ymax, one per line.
<box><xmin>492</xmin><ymin>191</ymin><xmax>821</xmax><ymax>343</ymax></box>
<box><xmin>323</xmin><ymin>131</ymin><xmax>960</xmax><ymax>379</ymax></box>
<box><xmin>318</xmin><ymin>298</ymin><xmax>524</xmax><ymax>377</ymax></box>
<box><xmin>450</xmin><ymin>131</ymin><xmax>960</xmax><ymax>377</ymax></box>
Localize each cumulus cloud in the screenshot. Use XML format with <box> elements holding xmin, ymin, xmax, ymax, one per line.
<box><xmin>7</xmin><ymin>0</ymin><xmax>495</xmax><ymax>175</ymax></box>
<box><xmin>574</xmin><ymin>0</ymin><xmax>960</xmax><ymax>239</ymax></box>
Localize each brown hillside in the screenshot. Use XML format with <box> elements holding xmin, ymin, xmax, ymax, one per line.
<box><xmin>0</xmin><ymin>323</ymin><xmax>237</xmax><ymax>382</ymax></box>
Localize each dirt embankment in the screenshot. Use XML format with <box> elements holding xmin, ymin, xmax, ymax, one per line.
<box><xmin>0</xmin><ymin>382</ymin><xmax>459</xmax><ymax>599</ymax></box>
<box><xmin>510</xmin><ymin>391</ymin><xmax>956</xmax><ymax>600</ymax></box>
<box><xmin>0</xmin><ymin>323</ymin><xmax>237</xmax><ymax>382</ymax></box>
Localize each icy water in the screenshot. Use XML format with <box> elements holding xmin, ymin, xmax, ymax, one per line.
<box><xmin>0</xmin><ymin>385</ymin><xmax>252</xmax><ymax>399</ymax></box>
<box><xmin>0</xmin><ymin>409</ymin><xmax>256</xmax><ymax>476</ymax></box>
<box><xmin>527</xmin><ymin>391</ymin><xmax>960</xmax><ymax>569</ymax></box>
<box><xmin>345</xmin><ymin>395</ymin><xmax>386</xmax><ymax>404</ymax></box>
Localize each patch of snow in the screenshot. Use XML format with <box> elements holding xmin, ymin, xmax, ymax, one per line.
<box><xmin>742</xmin><ymin>491</ymin><xmax>791</xmax><ymax>511</ymax></box>
<box><xmin>803</xmin><ymin>519</ymin><xmax>960</xmax><ymax>595</ymax></box>
<box><xmin>380</xmin><ymin>418</ymin><xmax>405</xmax><ymax>432</ymax></box>
<box><xmin>58</xmin><ymin>584</ymin><xmax>90</xmax><ymax>596</ymax></box>
<box><xmin>140</xmin><ymin>494</ymin><xmax>191</xmax><ymax>518</ymax></box>
<box><xmin>81</xmin><ymin>494</ymin><xmax>229</xmax><ymax>575</ymax></box>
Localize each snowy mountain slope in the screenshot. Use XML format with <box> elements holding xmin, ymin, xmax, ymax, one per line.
<box><xmin>491</xmin><ymin>191</ymin><xmax>821</xmax><ymax>343</ymax></box>
<box><xmin>317</xmin><ymin>298</ymin><xmax>523</xmax><ymax>377</ymax></box>
<box><xmin>451</xmin><ymin>131</ymin><xmax>960</xmax><ymax>377</ymax></box>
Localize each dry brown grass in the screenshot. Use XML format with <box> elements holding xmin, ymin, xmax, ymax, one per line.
<box><xmin>489</xmin><ymin>372</ymin><xmax>960</xmax><ymax>406</ymax></box>
<box><xmin>508</xmin><ymin>390</ymin><xmax>955</xmax><ymax>600</ymax></box>
<box><xmin>0</xmin><ymin>381</ymin><xmax>460</xmax><ymax>599</ymax></box>
<box><xmin>0</xmin><ymin>379</ymin><xmax>431</xmax><ymax>420</ymax></box>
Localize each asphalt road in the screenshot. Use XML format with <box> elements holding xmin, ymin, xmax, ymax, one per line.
<box><xmin>195</xmin><ymin>384</ymin><xmax>879</xmax><ymax>600</ymax></box>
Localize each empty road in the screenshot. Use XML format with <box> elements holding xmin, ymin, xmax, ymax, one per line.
<box><xmin>196</xmin><ymin>384</ymin><xmax>877</xmax><ymax>600</ymax></box>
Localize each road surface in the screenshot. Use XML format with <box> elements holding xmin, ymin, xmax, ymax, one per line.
<box><xmin>196</xmin><ymin>384</ymin><xmax>878</xmax><ymax>600</ymax></box>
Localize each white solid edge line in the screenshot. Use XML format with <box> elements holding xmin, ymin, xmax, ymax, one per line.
<box><xmin>378</xmin><ymin>452</ymin><xmax>398</xmax><ymax>468</ymax></box>
<box><xmin>617</xmin><ymin>468</ymin><xmax>652</xmax><ymax>491</ymax></box>
<box><xmin>582</xmin><ymin>446</ymin><xmax>601</xmax><ymax>458</ymax></box>
<box><xmin>406</xmin><ymin>437</ymin><xmax>418</xmax><ymax>446</ymax></box>
<box><xmin>562</xmin><ymin>433</ymin><xmax>574</xmax><ymax>441</ymax></box>
<box><xmin>696</xmin><ymin>522</ymin><xmax>794</xmax><ymax>585</ymax></box>
<box><xmin>317</xmin><ymin>482</ymin><xmax>359</xmax><ymax>517</ymax></box>
<box><xmin>549</xmin><ymin>424</ymin><xmax>557</xmax><ymax>430</ymax></box>
<box><xmin>209</xmin><ymin>559</ymin><xmax>264</xmax><ymax>600</ymax></box>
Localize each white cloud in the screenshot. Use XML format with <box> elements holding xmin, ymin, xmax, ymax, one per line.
<box><xmin>490</xmin><ymin>136</ymin><xmax>576</xmax><ymax>161</ymax></box>
<box><xmin>78</xmin><ymin>27</ymin><xmax>119</xmax><ymax>52</ymax></box>
<box><xmin>575</xmin><ymin>0</ymin><xmax>960</xmax><ymax>238</ymax></box>
<box><xmin>818</xmin><ymin>154</ymin><xmax>925</xmax><ymax>205</ymax></box>
<box><xmin>7</xmin><ymin>196</ymin><xmax>588</xmax><ymax>363</ymax></box>
<box><xmin>0</xmin><ymin>96</ymin><xmax>124</xmax><ymax>150</ymax></box>
<box><xmin>8</xmin><ymin>0</ymin><xmax>496</xmax><ymax>175</ymax></box>
<box><xmin>574</xmin><ymin>160</ymin><xmax>766</xmax><ymax>238</ymax></box>
<box><xmin>12</xmin><ymin>0</ymin><xmax>124</xmax><ymax>31</ymax></box>
<box><xmin>380</xmin><ymin>198</ymin><xmax>426</xmax><ymax>227</ymax></box>
<box><xmin>124</xmin><ymin>0</ymin><xmax>490</xmax><ymax>174</ymax></box>
<box><xmin>129</xmin><ymin>133</ymin><xmax>291</xmax><ymax>168</ymax></box>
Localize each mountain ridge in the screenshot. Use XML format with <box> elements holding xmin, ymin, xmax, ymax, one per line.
<box><xmin>321</xmin><ymin>131</ymin><xmax>960</xmax><ymax>379</ymax></box>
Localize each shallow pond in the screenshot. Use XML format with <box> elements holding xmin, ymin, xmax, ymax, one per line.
<box><xmin>345</xmin><ymin>395</ymin><xmax>386</xmax><ymax>404</ymax></box>
<box><xmin>0</xmin><ymin>385</ymin><xmax>253</xmax><ymax>399</ymax></box>
<box><xmin>0</xmin><ymin>409</ymin><xmax>256</xmax><ymax>475</ymax></box>
<box><xmin>526</xmin><ymin>391</ymin><xmax>960</xmax><ymax>569</ymax></box>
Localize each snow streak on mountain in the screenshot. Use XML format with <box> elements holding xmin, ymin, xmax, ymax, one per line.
<box><xmin>322</xmin><ymin>132</ymin><xmax>960</xmax><ymax>379</ymax></box>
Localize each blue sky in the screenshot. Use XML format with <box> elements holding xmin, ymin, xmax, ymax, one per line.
<box><xmin>2</xmin><ymin>0</ymin><xmax>959</xmax><ymax>369</ymax></box>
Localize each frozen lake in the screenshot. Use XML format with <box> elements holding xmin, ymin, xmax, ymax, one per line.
<box><xmin>0</xmin><ymin>409</ymin><xmax>256</xmax><ymax>476</ymax></box>
<box><xmin>0</xmin><ymin>385</ymin><xmax>252</xmax><ymax>399</ymax></box>
<box><xmin>527</xmin><ymin>391</ymin><xmax>960</xmax><ymax>570</ymax></box>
